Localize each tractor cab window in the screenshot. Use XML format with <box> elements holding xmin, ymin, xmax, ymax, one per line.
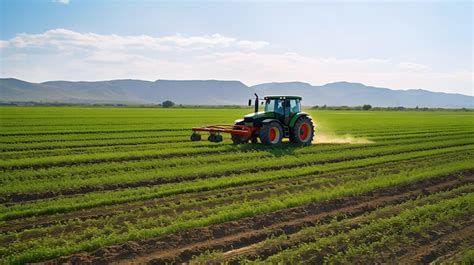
<box><xmin>290</xmin><ymin>99</ymin><xmax>301</xmax><ymax>113</ymax></box>
<box><xmin>265</xmin><ymin>99</ymin><xmax>284</xmax><ymax>115</ymax></box>
<box><xmin>284</xmin><ymin>99</ymin><xmax>300</xmax><ymax>116</ymax></box>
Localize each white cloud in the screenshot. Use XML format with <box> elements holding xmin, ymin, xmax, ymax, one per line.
<box><xmin>0</xmin><ymin>40</ymin><xmax>8</xmax><ymax>48</ymax></box>
<box><xmin>236</xmin><ymin>40</ymin><xmax>269</xmax><ymax>50</ymax></box>
<box><xmin>4</xmin><ymin>29</ymin><xmax>267</xmax><ymax>52</ymax></box>
<box><xmin>52</xmin><ymin>0</ymin><xmax>69</xmax><ymax>4</ymax></box>
<box><xmin>398</xmin><ymin>62</ymin><xmax>428</xmax><ymax>71</ymax></box>
<box><xmin>1</xmin><ymin>29</ymin><xmax>472</xmax><ymax>95</ymax></box>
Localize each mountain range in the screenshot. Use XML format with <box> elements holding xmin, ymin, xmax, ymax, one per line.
<box><xmin>0</xmin><ymin>78</ymin><xmax>472</xmax><ymax>108</ymax></box>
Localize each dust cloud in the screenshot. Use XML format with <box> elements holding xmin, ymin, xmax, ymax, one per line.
<box><xmin>312</xmin><ymin>132</ymin><xmax>373</xmax><ymax>144</ymax></box>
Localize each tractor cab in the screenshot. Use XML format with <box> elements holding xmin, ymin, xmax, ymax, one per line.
<box><xmin>263</xmin><ymin>96</ymin><xmax>302</xmax><ymax>125</ymax></box>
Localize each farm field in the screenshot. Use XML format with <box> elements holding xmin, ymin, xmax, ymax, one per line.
<box><xmin>0</xmin><ymin>106</ymin><xmax>473</xmax><ymax>264</ymax></box>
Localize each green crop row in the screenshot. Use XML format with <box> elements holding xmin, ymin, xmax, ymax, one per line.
<box><xmin>3</xmin><ymin>149</ymin><xmax>463</xmax><ymax>232</ymax></box>
<box><xmin>1</xmin><ymin>129</ymin><xmax>470</xmax><ymax>171</ymax></box>
<box><xmin>1</xmin><ymin>149</ymin><xmax>461</xmax><ymax>243</ymax></box>
<box><xmin>3</xmin><ymin>131</ymin><xmax>470</xmax><ymax>182</ymax></box>
<box><xmin>1</xmin><ymin>135</ymin><xmax>472</xmax><ymax>196</ymax></box>
<box><xmin>193</xmin><ymin>183</ymin><xmax>474</xmax><ymax>263</ymax></box>
<box><xmin>2</xmin><ymin>126</ymin><xmax>471</xmax><ymax>161</ymax></box>
<box><xmin>1</xmin><ymin>158</ymin><xmax>471</xmax><ymax>264</ymax></box>
<box><xmin>1</xmin><ymin>145</ymin><xmax>471</xmax><ymax>222</ymax></box>
<box><xmin>0</xmin><ymin>126</ymin><xmax>457</xmax><ymax>145</ymax></box>
<box><xmin>262</xmin><ymin>192</ymin><xmax>473</xmax><ymax>264</ymax></box>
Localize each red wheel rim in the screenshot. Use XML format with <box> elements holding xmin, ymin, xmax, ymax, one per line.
<box><xmin>299</xmin><ymin>123</ymin><xmax>309</xmax><ymax>141</ymax></box>
<box><xmin>269</xmin><ymin>127</ymin><xmax>277</xmax><ymax>142</ymax></box>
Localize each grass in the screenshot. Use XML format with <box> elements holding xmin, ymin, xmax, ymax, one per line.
<box><xmin>0</xmin><ymin>106</ymin><xmax>473</xmax><ymax>264</ymax></box>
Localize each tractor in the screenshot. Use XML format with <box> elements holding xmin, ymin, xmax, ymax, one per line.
<box><xmin>191</xmin><ymin>94</ymin><xmax>315</xmax><ymax>146</ymax></box>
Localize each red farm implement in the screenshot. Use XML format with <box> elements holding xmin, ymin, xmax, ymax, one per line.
<box><xmin>191</xmin><ymin>124</ymin><xmax>258</xmax><ymax>143</ymax></box>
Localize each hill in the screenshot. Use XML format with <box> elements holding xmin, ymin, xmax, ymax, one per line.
<box><xmin>0</xmin><ymin>78</ymin><xmax>472</xmax><ymax>108</ymax></box>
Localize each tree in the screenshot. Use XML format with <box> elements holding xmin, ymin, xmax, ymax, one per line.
<box><xmin>362</xmin><ymin>104</ymin><xmax>372</xmax><ymax>110</ymax></box>
<box><xmin>162</xmin><ymin>100</ymin><xmax>175</xmax><ymax>108</ymax></box>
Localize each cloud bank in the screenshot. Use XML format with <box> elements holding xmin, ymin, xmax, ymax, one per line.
<box><xmin>0</xmin><ymin>29</ymin><xmax>472</xmax><ymax>95</ymax></box>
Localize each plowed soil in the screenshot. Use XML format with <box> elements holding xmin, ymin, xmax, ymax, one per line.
<box><xmin>42</xmin><ymin>172</ymin><xmax>473</xmax><ymax>265</ymax></box>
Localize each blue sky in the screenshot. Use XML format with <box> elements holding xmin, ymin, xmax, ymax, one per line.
<box><xmin>0</xmin><ymin>0</ymin><xmax>472</xmax><ymax>95</ymax></box>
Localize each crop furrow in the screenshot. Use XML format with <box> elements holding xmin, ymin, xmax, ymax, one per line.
<box><xmin>3</xmin><ymin>141</ymin><xmax>472</xmax><ymax>203</ymax></box>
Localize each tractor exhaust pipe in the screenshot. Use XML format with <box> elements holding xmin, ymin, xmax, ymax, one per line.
<box><xmin>254</xmin><ymin>93</ymin><xmax>259</xmax><ymax>113</ymax></box>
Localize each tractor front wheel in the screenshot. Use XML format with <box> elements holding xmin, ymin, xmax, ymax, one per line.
<box><xmin>260</xmin><ymin>122</ymin><xmax>283</xmax><ymax>146</ymax></box>
<box><xmin>290</xmin><ymin>116</ymin><xmax>314</xmax><ymax>145</ymax></box>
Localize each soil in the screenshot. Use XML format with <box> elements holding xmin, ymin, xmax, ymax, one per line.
<box><xmin>40</xmin><ymin>171</ymin><xmax>473</xmax><ymax>265</ymax></box>
<box><xmin>397</xmin><ymin>221</ymin><xmax>474</xmax><ymax>264</ymax></box>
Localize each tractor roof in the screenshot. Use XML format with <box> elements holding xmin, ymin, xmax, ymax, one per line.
<box><xmin>264</xmin><ymin>95</ymin><xmax>302</xmax><ymax>100</ymax></box>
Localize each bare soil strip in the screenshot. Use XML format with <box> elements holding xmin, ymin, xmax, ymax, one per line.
<box><xmin>41</xmin><ymin>172</ymin><xmax>473</xmax><ymax>265</ymax></box>
<box><xmin>396</xmin><ymin>222</ymin><xmax>474</xmax><ymax>264</ymax></box>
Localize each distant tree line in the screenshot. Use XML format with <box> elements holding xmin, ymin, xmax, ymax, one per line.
<box><xmin>311</xmin><ymin>104</ymin><xmax>473</xmax><ymax>111</ymax></box>
<box><xmin>161</xmin><ymin>100</ymin><xmax>175</xmax><ymax>108</ymax></box>
<box><xmin>0</xmin><ymin>101</ymin><xmax>472</xmax><ymax>111</ymax></box>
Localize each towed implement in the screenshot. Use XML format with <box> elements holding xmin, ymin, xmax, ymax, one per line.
<box><xmin>191</xmin><ymin>94</ymin><xmax>315</xmax><ymax>146</ymax></box>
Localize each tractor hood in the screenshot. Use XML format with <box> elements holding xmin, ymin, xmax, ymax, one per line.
<box><xmin>244</xmin><ymin>111</ymin><xmax>274</xmax><ymax>120</ymax></box>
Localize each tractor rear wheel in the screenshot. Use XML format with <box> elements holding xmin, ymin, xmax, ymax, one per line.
<box><xmin>260</xmin><ymin>121</ymin><xmax>283</xmax><ymax>146</ymax></box>
<box><xmin>290</xmin><ymin>116</ymin><xmax>314</xmax><ymax>145</ymax></box>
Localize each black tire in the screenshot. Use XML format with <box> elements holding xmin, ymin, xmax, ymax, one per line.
<box><xmin>208</xmin><ymin>134</ymin><xmax>216</xmax><ymax>142</ymax></box>
<box><xmin>231</xmin><ymin>122</ymin><xmax>250</xmax><ymax>144</ymax></box>
<box><xmin>190</xmin><ymin>133</ymin><xmax>201</xmax><ymax>141</ymax></box>
<box><xmin>290</xmin><ymin>116</ymin><xmax>314</xmax><ymax>145</ymax></box>
<box><xmin>250</xmin><ymin>136</ymin><xmax>259</xmax><ymax>144</ymax></box>
<box><xmin>214</xmin><ymin>134</ymin><xmax>223</xmax><ymax>143</ymax></box>
<box><xmin>208</xmin><ymin>134</ymin><xmax>223</xmax><ymax>143</ymax></box>
<box><xmin>259</xmin><ymin>121</ymin><xmax>283</xmax><ymax>146</ymax></box>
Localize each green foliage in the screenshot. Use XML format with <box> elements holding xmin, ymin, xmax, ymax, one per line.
<box><xmin>161</xmin><ymin>100</ymin><xmax>175</xmax><ymax>108</ymax></box>
<box><xmin>362</xmin><ymin>104</ymin><xmax>372</xmax><ymax>110</ymax></box>
<box><xmin>462</xmin><ymin>249</ymin><xmax>474</xmax><ymax>264</ymax></box>
<box><xmin>0</xmin><ymin>106</ymin><xmax>472</xmax><ymax>263</ymax></box>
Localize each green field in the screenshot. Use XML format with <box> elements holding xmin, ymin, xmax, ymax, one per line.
<box><xmin>0</xmin><ymin>106</ymin><xmax>473</xmax><ymax>264</ymax></box>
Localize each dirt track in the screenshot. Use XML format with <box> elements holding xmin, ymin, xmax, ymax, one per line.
<box><xmin>42</xmin><ymin>172</ymin><xmax>473</xmax><ymax>265</ymax></box>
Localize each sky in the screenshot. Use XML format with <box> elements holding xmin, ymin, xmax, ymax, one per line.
<box><xmin>0</xmin><ymin>0</ymin><xmax>472</xmax><ymax>95</ymax></box>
